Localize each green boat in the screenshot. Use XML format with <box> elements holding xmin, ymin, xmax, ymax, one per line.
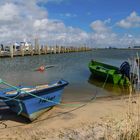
<box><xmin>89</xmin><ymin>60</ymin><xmax>131</xmax><ymax>86</ymax></box>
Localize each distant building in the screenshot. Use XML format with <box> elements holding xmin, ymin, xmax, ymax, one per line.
<box><xmin>20</xmin><ymin>41</ymin><xmax>32</xmax><ymax>51</ymax></box>
<box><xmin>108</xmin><ymin>46</ymin><xmax>117</xmax><ymax>49</ymax></box>
<box><xmin>0</xmin><ymin>44</ymin><xmax>4</xmax><ymax>51</ymax></box>
<box><xmin>133</xmin><ymin>46</ymin><xmax>140</xmax><ymax>49</ymax></box>
<box><xmin>13</xmin><ymin>42</ymin><xmax>20</xmax><ymax>51</ymax></box>
<box><xmin>2</xmin><ymin>41</ymin><xmax>32</xmax><ymax>52</ymax></box>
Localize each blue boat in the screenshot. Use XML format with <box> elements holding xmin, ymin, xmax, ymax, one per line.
<box><xmin>0</xmin><ymin>79</ymin><xmax>68</xmax><ymax>121</ymax></box>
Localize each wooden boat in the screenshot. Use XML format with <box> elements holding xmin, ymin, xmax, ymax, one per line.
<box><xmin>0</xmin><ymin>80</ymin><xmax>68</xmax><ymax>121</ymax></box>
<box><xmin>88</xmin><ymin>60</ymin><xmax>131</xmax><ymax>86</ymax></box>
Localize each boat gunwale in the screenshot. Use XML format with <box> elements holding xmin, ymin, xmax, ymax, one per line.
<box><xmin>0</xmin><ymin>80</ymin><xmax>68</xmax><ymax>101</ymax></box>
<box><xmin>89</xmin><ymin>60</ymin><xmax>119</xmax><ymax>71</ymax></box>
<box><xmin>88</xmin><ymin>60</ymin><xmax>130</xmax><ymax>86</ymax></box>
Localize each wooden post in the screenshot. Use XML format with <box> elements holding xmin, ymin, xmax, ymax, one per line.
<box><xmin>45</xmin><ymin>45</ymin><xmax>48</xmax><ymax>54</ymax></box>
<box><xmin>60</xmin><ymin>46</ymin><xmax>63</xmax><ymax>53</ymax></box>
<box><xmin>10</xmin><ymin>45</ymin><xmax>14</xmax><ymax>58</ymax></box>
<box><xmin>47</xmin><ymin>46</ymin><xmax>50</xmax><ymax>54</ymax></box>
<box><xmin>0</xmin><ymin>47</ymin><xmax>2</xmax><ymax>57</ymax></box>
<box><xmin>30</xmin><ymin>45</ymin><xmax>34</xmax><ymax>56</ymax></box>
<box><xmin>38</xmin><ymin>45</ymin><xmax>40</xmax><ymax>55</ymax></box>
<box><xmin>67</xmin><ymin>47</ymin><xmax>70</xmax><ymax>53</ymax></box>
<box><xmin>49</xmin><ymin>46</ymin><xmax>51</xmax><ymax>54</ymax></box>
<box><xmin>41</xmin><ymin>46</ymin><xmax>44</xmax><ymax>54</ymax></box>
<box><xmin>58</xmin><ymin>46</ymin><xmax>61</xmax><ymax>53</ymax></box>
<box><xmin>0</xmin><ymin>47</ymin><xmax>1</xmax><ymax>56</ymax></box>
<box><xmin>35</xmin><ymin>38</ymin><xmax>37</xmax><ymax>54</ymax></box>
<box><xmin>53</xmin><ymin>46</ymin><xmax>56</xmax><ymax>54</ymax></box>
<box><xmin>62</xmin><ymin>47</ymin><xmax>64</xmax><ymax>53</ymax></box>
<box><xmin>64</xmin><ymin>47</ymin><xmax>66</xmax><ymax>53</ymax></box>
<box><xmin>13</xmin><ymin>45</ymin><xmax>16</xmax><ymax>53</ymax></box>
<box><xmin>50</xmin><ymin>46</ymin><xmax>53</xmax><ymax>54</ymax></box>
<box><xmin>20</xmin><ymin>46</ymin><xmax>24</xmax><ymax>56</ymax></box>
<box><xmin>65</xmin><ymin>47</ymin><xmax>67</xmax><ymax>53</ymax></box>
<box><xmin>56</xmin><ymin>46</ymin><xmax>58</xmax><ymax>53</ymax></box>
<box><xmin>35</xmin><ymin>38</ymin><xmax>40</xmax><ymax>55</ymax></box>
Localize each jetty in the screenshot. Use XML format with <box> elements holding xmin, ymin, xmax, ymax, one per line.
<box><xmin>0</xmin><ymin>43</ymin><xmax>92</xmax><ymax>58</ymax></box>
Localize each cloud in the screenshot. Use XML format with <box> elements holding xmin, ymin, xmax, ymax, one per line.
<box><xmin>60</xmin><ymin>13</ymin><xmax>77</xmax><ymax>18</ymax></box>
<box><xmin>117</xmin><ymin>11</ymin><xmax>140</xmax><ymax>28</ymax></box>
<box><xmin>89</xmin><ymin>17</ymin><xmax>140</xmax><ymax>48</ymax></box>
<box><xmin>33</xmin><ymin>19</ymin><xmax>66</xmax><ymax>32</ymax></box>
<box><xmin>0</xmin><ymin>1</ymin><xmax>139</xmax><ymax>48</ymax></box>
<box><xmin>89</xmin><ymin>19</ymin><xmax>119</xmax><ymax>47</ymax></box>
<box><xmin>0</xmin><ymin>3</ymin><xmax>19</xmax><ymax>21</ymax></box>
<box><xmin>104</xmin><ymin>18</ymin><xmax>111</xmax><ymax>24</ymax></box>
<box><xmin>0</xmin><ymin>0</ymin><xmax>89</xmax><ymax>46</ymax></box>
<box><xmin>90</xmin><ymin>20</ymin><xmax>111</xmax><ymax>33</ymax></box>
<box><xmin>46</xmin><ymin>0</ymin><xmax>68</xmax><ymax>4</ymax></box>
<box><xmin>0</xmin><ymin>1</ymin><xmax>48</xmax><ymax>43</ymax></box>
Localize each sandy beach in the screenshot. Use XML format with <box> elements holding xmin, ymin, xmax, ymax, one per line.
<box><xmin>0</xmin><ymin>93</ymin><xmax>139</xmax><ymax>140</ymax></box>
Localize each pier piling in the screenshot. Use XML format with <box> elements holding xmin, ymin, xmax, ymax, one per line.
<box><xmin>0</xmin><ymin>42</ymin><xmax>92</xmax><ymax>58</ymax></box>
<box><xmin>10</xmin><ymin>45</ymin><xmax>14</xmax><ymax>58</ymax></box>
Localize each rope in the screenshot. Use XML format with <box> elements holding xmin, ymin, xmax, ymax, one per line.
<box><xmin>0</xmin><ymin>92</ymin><xmax>97</xmax><ymax>130</ymax></box>
<box><xmin>0</xmin><ymin>121</ymin><xmax>7</xmax><ymax>128</ymax></box>
<box><xmin>0</xmin><ymin>95</ymin><xmax>23</xmax><ymax>115</ymax></box>
<box><xmin>0</xmin><ymin>89</ymin><xmax>98</xmax><ymax>130</ymax></box>
<box><xmin>0</xmin><ymin>80</ymin><xmax>23</xmax><ymax>115</ymax></box>
<box><xmin>0</xmin><ymin>79</ymin><xmax>97</xmax><ymax>108</ymax></box>
<box><xmin>102</xmin><ymin>71</ymin><xmax>109</xmax><ymax>88</ymax></box>
<box><xmin>0</xmin><ymin>79</ymin><xmax>97</xmax><ymax>129</ymax></box>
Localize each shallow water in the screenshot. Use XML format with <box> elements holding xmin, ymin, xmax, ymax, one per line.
<box><xmin>0</xmin><ymin>49</ymin><xmax>139</xmax><ymax>102</ymax></box>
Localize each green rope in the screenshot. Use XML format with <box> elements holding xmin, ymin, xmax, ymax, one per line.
<box><xmin>102</xmin><ymin>71</ymin><xmax>109</xmax><ymax>88</ymax></box>
<box><xmin>0</xmin><ymin>94</ymin><xmax>23</xmax><ymax>115</ymax></box>
<box><xmin>0</xmin><ymin>79</ymin><xmax>97</xmax><ymax>108</ymax></box>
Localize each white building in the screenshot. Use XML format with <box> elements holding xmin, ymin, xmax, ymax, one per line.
<box><xmin>20</xmin><ymin>41</ymin><xmax>32</xmax><ymax>51</ymax></box>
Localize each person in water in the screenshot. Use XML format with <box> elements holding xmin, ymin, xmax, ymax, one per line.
<box><xmin>38</xmin><ymin>66</ymin><xmax>45</xmax><ymax>71</ymax></box>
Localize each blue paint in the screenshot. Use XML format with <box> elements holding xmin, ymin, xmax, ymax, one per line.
<box><xmin>0</xmin><ymin>80</ymin><xmax>68</xmax><ymax>121</ymax></box>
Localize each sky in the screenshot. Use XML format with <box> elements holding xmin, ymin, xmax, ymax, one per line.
<box><xmin>0</xmin><ymin>0</ymin><xmax>140</xmax><ymax>48</ymax></box>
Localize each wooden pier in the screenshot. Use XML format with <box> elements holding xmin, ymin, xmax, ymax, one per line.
<box><xmin>0</xmin><ymin>45</ymin><xmax>92</xmax><ymax>58</ymax></box>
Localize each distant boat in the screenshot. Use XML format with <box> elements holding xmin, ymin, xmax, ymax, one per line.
<box><xmin>88</xmin><ymin>60</ymin><xmax>132</xmax><ymax>86</ymax></box>
<box><xmin>0</xmin><ymin>80</ymin><xmax>68</xmax><ymax>121</ymax></box>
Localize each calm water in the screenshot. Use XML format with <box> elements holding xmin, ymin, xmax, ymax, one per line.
<box><xmin>0</xmin><ymin>49</ymin><xmax>139</xmax><ymax>102</ymax></box>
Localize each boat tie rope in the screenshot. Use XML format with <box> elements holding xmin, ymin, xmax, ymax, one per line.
<box><xmin>102</xmin><ymin>72</ymin><xmax>109</xmax><ymax>88</ymax></box>
<box><xmin>0</xmin><ymin>79</ymin><xmax>97</xmax><ymax>115</ymax></box>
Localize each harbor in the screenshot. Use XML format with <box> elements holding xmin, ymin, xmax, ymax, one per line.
<box><xmin>0</xmin><ymin>40</ymin><xmax>92</xmax><ymax>58</ymax></box>
<box><xmin>0</xmin><ymin>49</ymin><xmax>139</xmax><ymax>99</ymax></box>
<box><xmin>0</xmin><ymin>47</ymin><xmax>140</xmax><ymax>140</ymax></box>
<box><xmin>0</xmin><ymin>0</ymin><xmax>140</xmax><ymax>139</ymax></box>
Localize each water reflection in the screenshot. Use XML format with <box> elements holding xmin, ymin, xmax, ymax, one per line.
<box><xmin>88</xmin><ymin>75</ymin><xmax>130</xmax><ymax>96</ymax></box>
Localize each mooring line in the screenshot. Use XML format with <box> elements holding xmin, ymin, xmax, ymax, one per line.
<box><xmin>0</xmin><ymin>92</ymin><xmax>97</xmax><ymax>130</ymax></box>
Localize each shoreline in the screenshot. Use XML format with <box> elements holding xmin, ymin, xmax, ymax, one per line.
<box><xmin>0</xmin><ymin>93</ymin><xmax>139</xmax><ymax>140</ymax></box>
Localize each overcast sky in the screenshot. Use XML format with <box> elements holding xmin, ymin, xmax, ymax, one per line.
<box><xmin>0</xmin><ymin>0</ymin><xmax>140</xmax><ymax>48</ymax></box>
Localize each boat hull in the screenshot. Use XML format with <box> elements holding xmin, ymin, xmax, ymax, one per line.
<box><xmin>89</xmin><ymin>60</ymin><xmax>130</xmax><ymax>86</ymax></box>
<box><xmin>0</xmin><ymin>80</ymin><xmax>68</xmax><ymax>121</ymax></box>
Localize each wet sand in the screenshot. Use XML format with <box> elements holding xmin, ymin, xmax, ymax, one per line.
<box><xmin>0</xmin><ymin>94</ymin><xmax>138</xmax><ymax>140</ymax></box>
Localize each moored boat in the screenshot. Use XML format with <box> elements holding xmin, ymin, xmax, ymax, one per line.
<box><xmin>88</xmin><ymin>60</ymin><xmax>131</xmax><ymax>86</ymax></box>
<box><xmin>0</xmin><ymin>79</ymin><xmax>68</xmax><ymax>121</ymax></box>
